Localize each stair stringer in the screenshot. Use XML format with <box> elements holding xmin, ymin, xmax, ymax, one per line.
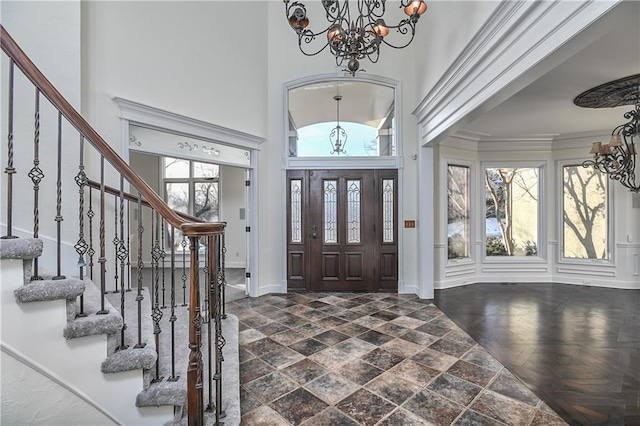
<box><xmin>0</xmin><ymin>257</ymin><xmax>174</xmax><ymax>425</ymax></box>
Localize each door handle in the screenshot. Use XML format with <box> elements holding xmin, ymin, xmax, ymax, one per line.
<box><xmin>311</xmin><ymin>225</ymin><xmax>318</xmax><ymax>239</ymax></box>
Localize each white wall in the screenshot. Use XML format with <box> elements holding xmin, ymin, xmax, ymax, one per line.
<box><xmin>81</xmin><ymin>1</ymin><xmax>268</xmax><ymax>146</ymax></box>
<box><xmin>1</xmin><ymin>1</ymin><xmax>82</xmax><ymax>251</ymax></box>
<box><xmin>2</xmin><ymin>349</ymin><xmax>116</xmax><ymax>426</ymax></box>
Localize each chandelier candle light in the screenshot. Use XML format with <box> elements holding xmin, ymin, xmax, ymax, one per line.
<box><xmin>284</xmin><ymin>0</ymin><xmax>427</xmax><ymax>76</ymax></box>
<box><xmin>575</xmin><ymin>74</ymin><xmax>640</xmax><ymax>193</ymax></box>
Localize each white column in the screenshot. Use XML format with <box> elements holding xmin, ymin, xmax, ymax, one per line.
<box><xmin>418</xmin><ymin>145</ymin><xmax>435</xmax><ymax>299</ymax></box>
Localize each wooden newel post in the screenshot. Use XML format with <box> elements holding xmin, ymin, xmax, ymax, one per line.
<box><xmin>187</xmin><ymin>235</ymin><xmax>204</xmax><ymax>426</ymax></box>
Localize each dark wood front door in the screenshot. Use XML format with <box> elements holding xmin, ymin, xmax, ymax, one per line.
<box><xmin>287</xmin><ymin>169</ymin><xmax>397</xmax><ymax>292</ymax></box>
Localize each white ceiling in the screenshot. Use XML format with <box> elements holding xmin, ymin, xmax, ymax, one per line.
<box><xmin>456</xmin><ymin>1</ymin><xmax>640</xmax><ymax>141</ymax></box>
<box><xmin>288</xmin><ymin>80</ymin><xmax>395</xmax><ymax>129</ymax></box>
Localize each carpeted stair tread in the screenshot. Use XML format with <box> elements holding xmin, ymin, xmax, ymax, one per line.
<box><xmin>102</xmin><ymin>346</ymin><xmax>157</xmax><ymax>373</ymax></box>
<box><xmin>64</xmin><ymin>278</ymin><xmax>123</xmax><ymax>339</ymax></box>
<box><xmin>0</xmin><ymin>237</ymin><xmax>43</xmax><ymax>260</ymax></box>
<box><xmin>136</xmin><ymin>378</ymin><xmax>186</xmax><ymax>407</ymax></box>
<box><xmin>14</xmin><ymin>277</ymin><xmax>84</xmax><ymax>304</ymax></box>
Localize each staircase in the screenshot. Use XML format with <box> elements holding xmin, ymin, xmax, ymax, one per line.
<box><xmin>0</xmin><ymin>25</ymin><xmax>239</xmax><ymax>425</ymax></box>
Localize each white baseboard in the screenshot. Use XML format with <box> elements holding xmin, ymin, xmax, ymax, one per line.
<box><xmin>435</xmin><ymin>278</ymin><xmax>640</xmax><ymax>290</ymax></box>
<box><xmin>252</xmin><ymin>283</ymin><xmax>284</xmax><ymax>297</ymax></box>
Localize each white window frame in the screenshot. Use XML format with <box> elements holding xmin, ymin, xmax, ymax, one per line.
<box><xmin>162</xmin><ymin>156</ymin><xmax>221</xmax><ymax>222</ymax></box>
<box><xmin>162</xmin><ymin>156</ymin><xmax>221</xmax><ymax>253</ymax></box>
<box><xmin>557</xmin><ymin>159</ymin><xmax>614</xmax><ymax>266</ymax></box>
<box><xmin>480</xmin><ymin>161</ymin><xmax>546</xmax><ymax>263</ymax></box>
<box><xmin>443</xmin><ymin>158</ymin><xmax>475</xmax><ymax>266</ymax></box>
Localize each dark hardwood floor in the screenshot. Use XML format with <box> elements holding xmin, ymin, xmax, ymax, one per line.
<box><xmin>435</xmin><ymin>283</ymin><xmax>640</xmax><ymax>426</ymax></box>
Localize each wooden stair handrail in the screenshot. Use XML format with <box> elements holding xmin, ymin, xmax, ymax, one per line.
<box><xmin>86</xmin><ymin>180</ymin><xmax>225</xmax><ymax>234</ymax></box>
<box><xmin>0</xmin><ymin>25</ymin><xmax>218</xmax><ymax>237</ymax></box>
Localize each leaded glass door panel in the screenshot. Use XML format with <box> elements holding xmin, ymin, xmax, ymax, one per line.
<box><xmin>286</xmin><ymin>169</ymin><xmax>397</xmax><ymax>292</ymax></box>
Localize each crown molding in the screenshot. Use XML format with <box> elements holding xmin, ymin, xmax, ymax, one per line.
<box><xmin>114</xmin><ymin>97</ymin><xmax>265</xmax><ymax>150</ymax></box>
<box><xmin>413</xmin><ymin>0</ymin><xmax>621</xmax><ymax>146</ymax></box>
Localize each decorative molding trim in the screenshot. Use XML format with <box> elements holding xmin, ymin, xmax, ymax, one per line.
<box><xmin>413</xmin><ymin>0</ymin><xmax>621</xmax><ymax>145</ymax></box>
<box><xmin>129</xmin><ymin>125</ymin><xmax>252</xmax><ymax>169</ymax></box>
<box><xmin>445</xmin><ymin>267</ymin><xmax>476</xmax><ymax>278</ymax></box>
<box><xmin>0</xmin><ymin>341</ymin><xmax>120</xmax><ymax>425</ymax></box>
<box><xmin>285</xmin><ymin>156</ymin><xmax>400</xmax><ymax>170</ymax></box>
<box><xmin>556</xmin><ymin>266</ymin><xmax>616</xmax><ymax>277</ymax></box>
<box><xmin>476</xmin><ymin>139</ymin><xmax>554</xmax><ymax>152</ymax></box>
<box><xmin>481</xmin><ymin>266</ymin><xmax>548</xmax><ymax>274</ymax></box>
<box><xmin>616</xmin><ymin>243</ymin><xmax>640</xmax><ymax>249</ymax></box>
<box><xmin>114</xmin><ymin>97</ymin><xmax>265</xmax><ymax>150</ymax></box>
<box><xmin>446</xmin><ymin>129</ymin><xmax>617</xmax><ymax>151</ymax></box>
<box><xmin>285</xmin><ymin>73</ymin><xmax>399</xmax><ymax>92</ymax></box>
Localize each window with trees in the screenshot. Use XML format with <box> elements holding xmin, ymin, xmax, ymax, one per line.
<box><xmin>562</xmin><ymin>165</ymin><xmax>608</xmax><ymax>260</ymax></box>
<box><xmin>164</xmin><ymin>157</ymin><xmax>219</xmax><ymax>249</ymax></box>
<box><xmin>447</xmin><ymin>164</ymin><xmax>470</xmax><ymax>259</ymax></box>
<box><xmin>484</xmin><ymin>167</ymin><xmax>539</xmax><ymax>257</ymax></box>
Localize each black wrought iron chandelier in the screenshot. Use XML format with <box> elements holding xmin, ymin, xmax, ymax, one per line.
<box><xmin>330</xmin><ymin>95</ymin><xmax>347</xmax><ymax>154</ymax></box>
<box><xmin>284</xmin><ymin>0</ymin><xmax>427</xmax><ymax>76</ymax></box>
<box><xmin>575</xmin><ymin>74</ymin><xmax>639</xmax><ymax>193</ymax></box>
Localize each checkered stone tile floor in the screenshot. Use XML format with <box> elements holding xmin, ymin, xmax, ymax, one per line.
<box><xmin>227</xmin><ymin>292</ymin><xmax>567</xmax><ymax>426</ymax></box>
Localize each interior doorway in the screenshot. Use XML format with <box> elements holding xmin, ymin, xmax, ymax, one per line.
<box><xmin>129</xmin><ymin>151</ymin><xmax>249</xmax><ymax>302</ymax></box>
<box><xmin>287</xmin><ymin>169</ymin><xmax>398</xmax><ymax>292</ymax></box>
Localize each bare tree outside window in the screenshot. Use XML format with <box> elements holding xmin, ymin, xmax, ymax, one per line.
<box><xmin>563</xmin><ymin>165</ymin><xmax>608</xmax><ymax>259</ymax></box>
<box><xmin>163</xmin><ymin>157</ymin><xmax>219</xmax><ymax>250</ymax></box>
<box><xmin>485</xmin><ymin>167</ymin><xmax>539</xmax><ymax>256</ymax></box>
<box><xmin>447</xmin><ymin>165</ymin><xmax>469</xmax><ymax>259</ymax></box>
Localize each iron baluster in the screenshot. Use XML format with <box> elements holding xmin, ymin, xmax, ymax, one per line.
<box><xmin>181</xmin><ymin>236</ymin><xmax>188</xmax><ymax>307</ymax></box>
<box><xmin>74</xmin><ymin>135</ymin><xmax>88</xmax><ymax>317</ymax></box>
<box><xmin>151</xmin><ymin>211</ymin><xmax>164</xmax><ymax>383</ymax></box>
<box><xmin>117</xmin><ymin>176</ymin><xmax>129</xmax><ymax>351</ymax></box>
<box><xmin>203</xmin><ymin>237</ymin><xmax>210</xmax><ymax>320</ymax></box>
<box><xmin>167</xmin><ymin>226</ymin><xmax>179</xmax><ymax>382</ymax></box>
<box><xmin>87</xmin><ymin>187</ymin><xmax>95</xmax><ymax>281</ymax></box>
<box><xmin>2</xmin><ymin>59</ymin><xmax>17</xmax><ymax>239</ymax></box>
<box><xmin>135</xmin><ymin>194</ymin><xmax>146</xmax><ymax>348</ymax></box>
<box><xmin>221</xmin><ymin>231</ymin><xmax>227</xmax><ymax>319</ymax></box>
<box><xmin>214</xmin><ymin>234</ymin><xmax>226</xmax><ymax>424</ymax></box>
<box><xmin>187</xmin><ymin>236</ymin><xmax>204</xmax><ymax>426</ymax></box>
<box><xmin>52</xmin><ymin>112</ymin><xmax>66</xmax><ymax>280</ymax></box>
<box><xmin>96</xmin><ymin>156</ymin><xmax>108</xmax><ymax>314</ymax></box>
<box><xmin>29</xmin><ymin>87</ymin><xmax>44</xmax><ymax>278</ymax></box>
<box><xmin>126</xmin><ymin>202</ymin><xmax>132</xmax><ymax>292</ymax></box>
<box><xmin>205</xmin><ymin>236</ymin><xmax>214</xmax><ymax>413</ymax></box>
<box><xmin>112</xmin><ymin>193</ymin><xmax>119</xmax><ymax>293</ymax></box>
<box><xmin>161</xmin><ymin>218</ymin><xmax>167</xmax><ymax>308</ymax></box>
<box><xmin>204</xmin><ymin>236</ymin><xmax>215</xmax><ymax>411</ymax></box>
